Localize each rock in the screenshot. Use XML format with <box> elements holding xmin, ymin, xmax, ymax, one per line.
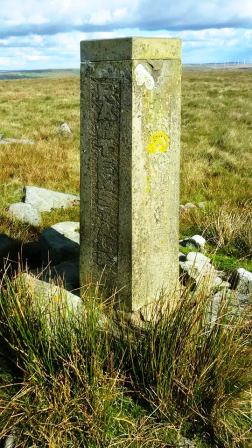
<box><xmin>50</xmin><ymin>222</ymin><xmax>80</xmax><ymax>244</ymax></box>
<box><xmin>179</xmin><ymin>234</ymin><xmax>206</xmax><ymax>250</ymax></box>
<box><xmin>129</xmin><ymin>310</ymin><xmax>145</xmax><ymax>328</ymax></box>
<box><xmin>184</xmin><ymin>202</ymin><xmax>196</xmax><ymax>210</ymax></box>
<box><xmin>212</xmin><ymin>276</ymin><xmax>230</xmax><ymax>289</ymax></box>
<box><xmin>40</xmin><ymin>222</ymin><xmax>79</xmax><ymax>264</ymax></box>
<box><xmin>57</xmin><ymin>122</ymin><xmax>72</xmax><ymax>137</ymax></box>
<box><xmin>180</xmin><ymin>252</ymin><xmax>229</xmax><ymax>292</ymax></box>
<box><xmin>198</xmin><ymin>201</ymin><xmax>206</xmax><ymax>209</ymax></box>
<box><xmin>190</xmin><ymin>234</ymin><xmax>206</xmax><ymax>248</ymax></box>
<box><xmin>0</xmin><ymin>136</ymin><xmax>34</xmax><ymax>145</ymax></box>
<box><xmin>21</xmin><ymin>241</ymin><xmax>44</xmax><ymax>269</ymax></box>
<box><xmin>186</xmin><ymin>251</ymin><xmax>211</xmax><ymax>267</ymax></box>
<box><xmin>0</xmin><ymin>234</ymin><xmax>18</xmax><ymax>261</ymax></box>
<box><xmin>237</xmin><ymin>293</ymin><xmax>250</xmax><ymax>307</ymax></box>
<box><xmin>16</xmin><ymin>273</ymin><xmax>108</xmax><ymax>330</ymax></box>
<box><xmin>18</xmin><ymin>273</ymin><xmax>82</xmax><ymax>314</ymax></box>
<box><xmin>210</xmin><ymin>289</ymin><xmax>244</xmax><ymax>323</ymax></box>
<box><xmin>8</xmin><ymin>202</ymin><xmax>41</xmax><ymax>226</ymax></box>
<box><xmin>25</xmin><ymin>186</ymin><xmax>80</xmax><ymax>212</ymax></box>
<box><xmin>229</xmin><ymin>268</ymin><xmax>252</xmax><ymax>297</ymax></box>
<box><xmin>4</xmin><ymin>434</ymin><xmax>15</xmax><ymax>448</ymax></box>
<box><xmin>180</xmin><ymin>252</ymin><xmax>215</xmax><ymax>287</ymax></box>
<box><xmin>51</xmin><ymin>258</ymin><xmax>79</xmax><ymax>291</ymax></box>
<box><xmin>215</xmin><ymin>269</ymin><xmax>227</xmax><ymax>280</ymax></box>
<box><xmin>179</xmin><ymin>252</ymin><xmax>187</xmax><ymax>262</ymax></box>
<box><xmin>0</xmin><ymin>233</ymin><xmax>19</xmax><ymax>269</ymax></box>
<box><xmin>33</xmin><ymin>258</ymin><xmax>79</xmax><ymax>292</ymax></box>
<box><xmin>211</xmin><ymin>291</ymin><xmax>223</xmax><ymax>322</ymax></box>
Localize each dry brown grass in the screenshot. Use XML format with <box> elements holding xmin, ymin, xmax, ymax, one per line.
<box><xmin>0</xmin><ymin>77</ymin><xmax>80</xmax><ymax>208</ymax></box>
<box><xmin>0</xmin><ymin>69</ymin><xmax>251</xmax><ymax>261</ymax></box>
<box><xmin>181</xmin><ymin>69</ymin><xmax>252</xmax><ymax>207</ymax></box>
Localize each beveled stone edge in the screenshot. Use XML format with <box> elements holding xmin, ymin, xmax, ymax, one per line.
<box><xmin>80</xmin><ymin>37</ymin><xmax>181</xmax><ymax>62</ymax></box>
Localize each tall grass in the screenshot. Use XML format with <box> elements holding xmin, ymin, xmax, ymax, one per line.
<box><xmin>0</xmin><ymin>273</ymin><xmax>251</xmax><ymax>447</ymax></box>
<box><xmin>0</xmin><ymin>69</ymin><xmax>251</xmax><ymax>252</ymax></box>
<box><xmin>114</xmin><ymin>289</ymin><xmax>252</xmax><ymax>447</ymax></box>
<box><xmin>180</xmin><ymin>202</ymin><xmax>252</xmax><ymax>258</ymax></box>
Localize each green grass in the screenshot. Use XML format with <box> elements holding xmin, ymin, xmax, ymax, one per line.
<box><xmin>0</xmin><ymin>276</ymin><xmax>251</xmax><ymax>447</ymax></box>
<box><xmin>0</xmin><ymin>69</ymin><xmax>251</xmax><ymax>267</ymax></box>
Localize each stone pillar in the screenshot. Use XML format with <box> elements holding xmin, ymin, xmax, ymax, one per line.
<box><xmin>80</xmin><ymin>37</ymin><xmax>181</xmax><ymax>312</ymax></box>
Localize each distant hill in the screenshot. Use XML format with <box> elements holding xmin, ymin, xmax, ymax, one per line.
<box><xmin>0</xmin><ymin>69</ymin><xmax>79</xmax><ymax>80</ymax></box>
<box><xmin>1</xmin><ymin>65</ymin><xmax>252</xmax><ymax>81</ymax></box>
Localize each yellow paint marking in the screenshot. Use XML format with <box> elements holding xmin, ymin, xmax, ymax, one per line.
<box><xmin>146</xmin><ymin>131</ymin><xmax>169</xmax><ymax>154</ymax></box>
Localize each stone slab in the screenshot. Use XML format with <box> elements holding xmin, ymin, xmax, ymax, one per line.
<box><xmin>8</xmin><ymin>202</ymin><xmax>41</xmax><ymax>226</ymax></box>
<box><xmin>40</xmin><ymin>221</ymin><xmax>79</xmax><ymax>265</ymax></box>
<box><xmin>0</xmin><ymin>138</ymin><xmax>34</xmax><ymax>145</ymax></box>
<box><xmin>230</xmin><ymin>268</ymin><xmax>252</xmax><ymax>297</ymax></box>
<box><xmin>18</xmin><ymin>273</ymin><xmax>82</xmax><ymax>314</ymax></box>
<box><xmin>0</xmin><ymin>234</ymin><xmax>18</xmax><ymax>269</ymax></box>
<box><xmin>16</xmin><ymin>273</ymin><xmax>108</xmax><ymax>330</ymax></box>
<box><xmin>25</xmin><ymin>186</ymin><xmax>80</xmax><ymax>212</ymax></box>
<box><xmin>32</xmin><ymin>258</ymin><xmax>79</xmax><ymax>292</ymax></box>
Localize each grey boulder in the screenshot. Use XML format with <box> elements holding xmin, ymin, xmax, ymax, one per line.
<box><xmin>230</xmin><ymin>268</ymin><xmax>252</xmax><ymax>298</ymax></box>
<box><xmin>0</xmin><ymin>135</ymin><xmax>34</xmax><ymax>145</ymax></box>
<box><xmin>210</xmin><ymin>290</ymin><xmax>240</xmax><ymax>323</ymax></box>
<box><xmin>40</xmin><ymin>221</ymin><xmax>79</xmax><ymax>264</ymax></box>
<box><xmin>0</xmin><ymin>234</ymin><xmax>18</xmax><ymax>268</ymax></box>
<box><xmin>180</xmin><ymin>252</ymin><xmax>221</xmax><ymax>289</ymax></box>
<box><xmin>25</xmin><ymin>186</ymin><xmax>79</xmax><ymax>212</ymax></box>
<box><xmin>0</xmin><ymin>234</ymin><xmax>17</xmax><ymax>256</ymax></box>
<box><xmin>179</xmin><ymin>234</ymin><xmax>206</xmax><ymax>250</ymax></box>
<box><xmin>33</xmin><ymin>258</ymin><xmax>79</xmax><ymax>292</ymax></box>
<box><xmin>184</xmin><ymin>202</ymin><xmax>196</xmax><ymax>210</ymax></box>
<box><xmin>179</xmin><ymin>252</ymin><xmax>187</xmax><ymax>262</ymax></box>
<box><xmin>17</xmin><ymin>273</ymin><xmax>82</xmax><ymax>314</ymax></box>
<box><xmin>16</xmin><ymin>273</ymin><xmax>108</xmax><ymax>330</ymax></box>
<box><xmin>8</xmin><ymin>202</ymin><xmax>42</xmax><ymax>226</ymax></box>
<box><xmin>57</xmin><ymin>122</ymin><xmax>72</xmax><ymax>137</ymax></box>
<box><xmin>4</xmin><ymin>434</ymin><xmax>15</xmax><ymax>448</ymax></box>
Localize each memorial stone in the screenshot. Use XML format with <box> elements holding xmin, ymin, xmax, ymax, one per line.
<box><xmin>80</xmin><ymin>37</ymin><xmax>181</xmax><ymax>311</ymax></box>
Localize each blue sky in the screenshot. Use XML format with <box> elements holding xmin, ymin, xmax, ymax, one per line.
<box><xmin>0</xmin><ymin>0</ymin><xmax>252</xmax><ymax>69</ymax></box>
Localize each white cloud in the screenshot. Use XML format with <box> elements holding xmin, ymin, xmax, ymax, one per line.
<box><xmin>1</xmin><ymin>0</ymin><xmax>251</xmax><ymax>37</ymax></box>
<box><xmin>25</xmin><ymin>53</ymin><xmax>49</xmax><ymax>62</ymax></box>
<box><xmin>0</xmin><ymin>1</ymin><xmax>251</xmax><ymax>68</ymax></box>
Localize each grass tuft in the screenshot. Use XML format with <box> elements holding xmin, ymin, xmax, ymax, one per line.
<box><xmin>0</xmin><ymin>274</ymin><xmax>251</xmax><ymax>447</ymax></box>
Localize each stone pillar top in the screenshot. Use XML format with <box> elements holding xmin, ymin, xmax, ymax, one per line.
<box><xmin>80</xmin><ymin>37</ymin><xmax>181</xmax><ymax>62</ymax></box>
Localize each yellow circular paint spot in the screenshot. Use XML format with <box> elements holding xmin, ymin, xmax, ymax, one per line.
<box><xmin>146</xmin><ymin>131</ymin><xmax>169</xmax><ymax>154</ymax></box>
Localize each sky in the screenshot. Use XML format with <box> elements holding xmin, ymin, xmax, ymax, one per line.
<box><xmin>0</xmin><ymin>0</ymin><xmax>252</xmax><ymax>70</ymax></box>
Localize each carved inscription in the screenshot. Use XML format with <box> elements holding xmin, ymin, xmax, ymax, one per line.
<box><xmin>90</xmin><ymin>79</ymin><xmax>120</xmax><ymax>270</ymax></box>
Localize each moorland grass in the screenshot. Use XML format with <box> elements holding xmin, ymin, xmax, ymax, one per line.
<box><xmin>0</xmin><ymin>69</ymin><xmax>251</xmax><ymax>446</ymax></box>
<box><xmin>0</xmin><ymin>69</ymin><xmax>251</xmax><ymax>264</ymax></box>
<box><xmin>0</xmin><ymin>276</ymin><xmax>251</xmax><ymax>447</ymax></box>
